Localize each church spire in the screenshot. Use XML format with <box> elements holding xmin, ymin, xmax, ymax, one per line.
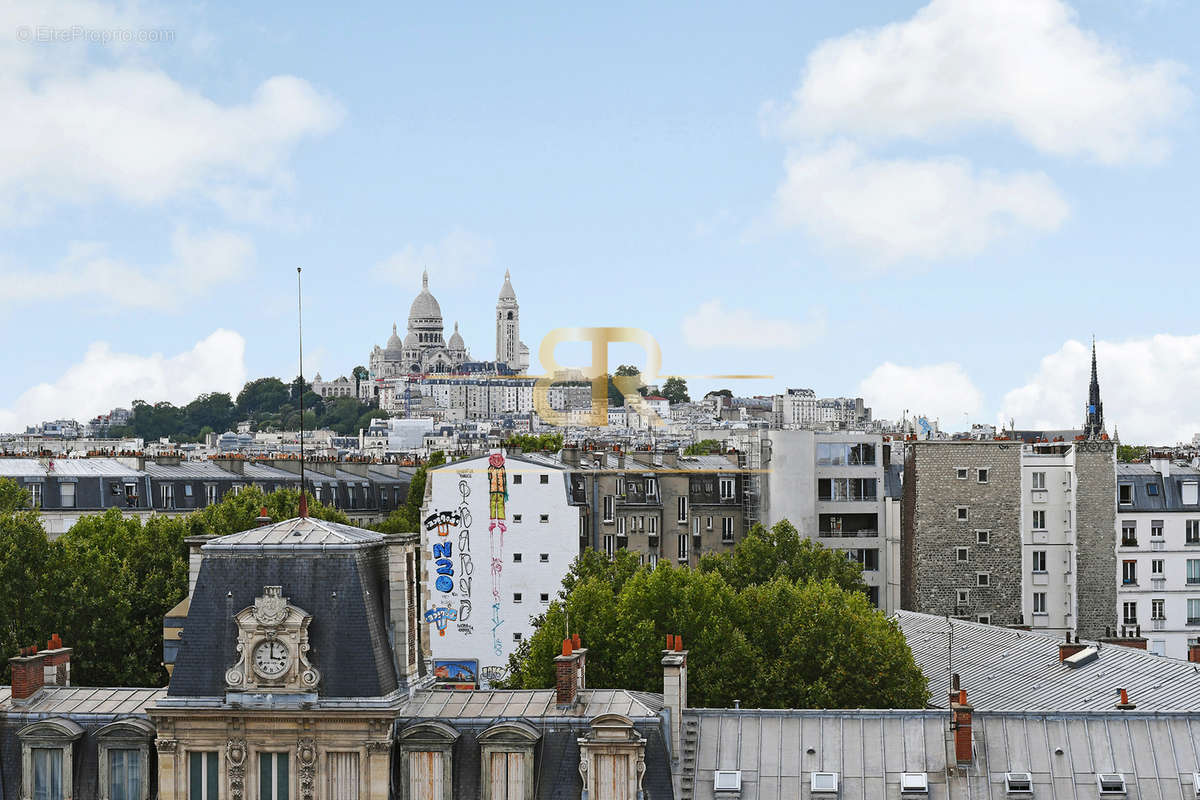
<box><xmin>422</xmin><ymin>268</ymin><xmax>428</xmax><ymax>290</ymax></box>
<box><xmin>1084</xmin><ymin>336</ymin><xmax>1104</xmax><ymax>439</ymax></box>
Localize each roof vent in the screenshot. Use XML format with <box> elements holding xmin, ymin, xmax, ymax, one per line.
<box><xmin>1063</xmin><ymin>646</ymin><xmax>1099</xmax><ymax>668</ymax></box>
<box><xmin>714</xmin><ymin>770</ymin><xmax>742</xmax><ymax>792</ymax></box>
<box><xmin>900</xmin><ymin>772</ymin><xmax>929</xmax><ymax>794</ymax></box>
<box><xmin>811</xmin><ymin>772</ymin><xmax>839</xmax><ymax>793</ymax></box>
<box><xmin>1005</xmin><ymin>772</ymin><xmax>1033</xmax><ymax>793</ymax></box>
<box><xmin>1098</xmin><ymin>773</ymin><xmax>1126</xmax><ymax>795</ymax></box>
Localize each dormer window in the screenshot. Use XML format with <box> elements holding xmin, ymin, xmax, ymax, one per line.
<box><xmin>97</xmin><ymin>718</ymin><xmax>156</xmax><ymax>800</ymax></box>
<box><xmin>17</xmin><ymin>717</ymin><xmax>84</xmax><ymax>800</ymax></box>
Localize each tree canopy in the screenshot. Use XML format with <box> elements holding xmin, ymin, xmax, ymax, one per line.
<box><xmin>373</xmin><ymin>451</ymin><xmax>447</xmax><ymax>534</ymax></box>
<box><xmin>684</xmin><ymin>439</ymin><xmax>723</xmax><ymax>456</ymax></box>
<box><xmin>661</xmin><ymin>376</ymin><xmax>690</xmax><ymax>404</ymax></box>
<box><xmin>501</xmin><ymin>432</ymin><xmax>564</xmax><ymax>453</ymax></box>
<box><xmin>500</xmin><ymin>521</ymin><xmax>926</xmax><ymax>709</ymax></box>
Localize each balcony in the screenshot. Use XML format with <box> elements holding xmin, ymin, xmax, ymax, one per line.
<box><xmin>818</xmin><ymin>529</ymin><xmax>879</xmax><ymax>538</ymax></box>
<box><xmin>1152</xmin><ymin>619</ymin><xmax>1166</xmax><ymax>631</ymax></box>
<box><xmin>1120</xmin><ymin>538</ymin><xmax>1138</xmax><ymax>548</ymax></box>
<box><xmin>1189</xmin><ymin>617</ymin><xmax>1200</xmax><ymax>626</ymax></box>
<box><xmin>1152</xmin><ymin>540</ymin><xmax>1165</xmax><ymax>551</ymax></box>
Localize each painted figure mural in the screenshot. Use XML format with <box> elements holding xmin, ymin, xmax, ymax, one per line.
<box><xmin>488</xmin><ymin>452</ymin><xmax>508</xmax><ymax>532</ymax></box>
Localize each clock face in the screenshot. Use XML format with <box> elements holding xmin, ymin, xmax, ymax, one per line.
<box><xmin>252</xmin><ymin>639</ymin><xmax>291</xmax><ymax>678</ymax></box>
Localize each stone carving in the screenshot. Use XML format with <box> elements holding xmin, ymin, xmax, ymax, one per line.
<box><xmin>226</xmin><ymin>738</ymin><xmax>247</xmax><ymax>800</ymax></box>
<box><xmin>297</xmin><ymin>737</ymin><xmax>316</xmax><ymax>800</ymax></box>
<box><xmin>254</xmin><ymin>586</ymin><xmax>289</xmax><ymax>626</ymax></box>
<box><xmin>225</xmin><ymin>586</ymin><xmax>321</xmax><ymax>692</ymax></box>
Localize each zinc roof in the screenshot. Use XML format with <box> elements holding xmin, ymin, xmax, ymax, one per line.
<box><xmin>0</xmin><ymin>685</ymin><xmax>165</xmax><ymax>716</ymax></box>
<box><xmin>203</xmin><ymin>516</ymin><xmax>384</xmax><ymax>549</ymax></box>
<box><xmin>0</xmin><ymin>458</ymin><xmax>142</xmax><ymax>478</ymax></box>
<box><xmin>402</xmin><ymin>688</ymin><xmax>662</xmax><ymax>720</ymax></box>
<box><xmin>898</xmin><ymin>610</ymin><xmax>1200</xmax><ymax>711</ymax></box>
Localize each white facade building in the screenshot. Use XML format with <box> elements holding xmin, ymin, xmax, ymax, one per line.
<box><xmin>1020</xmin><ymin>442</ymin><xmax>1080</xmax><ymax>638</ymax></box>
<box><xmin>1115</xmin><ymin>459</ymin><xmax>1200</xmax><ymax>658</ymax></box>
<box><xmin>421</xmin><ymin>451</ymin><xmax>581</xmax><ymax>684</ymax></box>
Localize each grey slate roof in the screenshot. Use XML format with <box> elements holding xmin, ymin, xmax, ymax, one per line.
<box><xmin>403</xmin><ymin>688</ymin><xmax>663</xmax><ymax>719</ymax></box>
<box><xmin>1117</xmin><ymin>463</ymin><xmax>1200</xmax><ymax>512</ymax></box>
<box><xmin>899</xmin><ymin>610</ymin><xmax>1200</xmax><ymax>711</ymax></box>
<box><xmin>203</xmin><ymin>516</ymin><xmax>384</xmax><ymax>550</ymax></box>
<box><xmin>0</xmin><ymin>458</ymin><xmax>142</xmax><ymax>478</ymax></box>
<box><xmin>686</xmin><ymin>707</ymin><xmax>1200</xmax><ymax>800</ymax></box>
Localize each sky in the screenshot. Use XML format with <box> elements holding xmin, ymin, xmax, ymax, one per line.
<box><xmin>1</xmin><ymin>0</ymin><xmax>1198</xmax><ymax>443</ymax></box>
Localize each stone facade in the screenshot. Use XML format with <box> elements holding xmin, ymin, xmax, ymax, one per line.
<box><xmin>903</xmin><ymin>442</ymin><xmax>1023</xmax><ymax>624</ymax></box>
<box><xmin>1074</xmin><ymin>440</ymin><xmax>1117</xmax><ymax>639</ymax></box>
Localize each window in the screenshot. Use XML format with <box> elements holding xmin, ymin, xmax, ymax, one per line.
<box><xmin>957</xmin><ymin>589</ymin><xmax>969</xmax><ymax>605</ymax></box>
<box><xmin>615</xmin><ymin>476</ymin><xmax>624</xmax><ymax>496</ymax></box>
<box><xmin>326</xmin><ymin>752</ymin><xmax>360</xmax><ymax>800</ymax></box>
<box><xmin>1005</xmin><ymin>773</ymin><xmax>1033</xmax><ymax>793</ymax></box>
<box><xmin>677</xmin><ymin>496</ymin><xmax>687</xmax><ymax>523</ymax></box>
<box><xmin>205</xmin><ymin>484</ymin><xmax>217</xmax><ymax>505</ymax></box>
<box><xmin>617</xmin><ymin>517</ymin><xmax>626</xmax><ymax>536</ymax></box>
<box><xmin>259</xmin><ymin>752</ymin><xmax>289</xmax><ymax>800</ymax></box>
<box><xmin>956</xmin><ymin>547</ymin><xmax>969</xmax><ymax>563</ymax></box>
<box><xmin>1119</xmin><ymin>484</ymin><xmax>1133</xmax><ymax>504</ymax></box>
<box><xmin>977</xmin><ymin>573</ymin><xmax>990</xmax><ymax>587</ymax></box>
<box><xmin>513</xmin><ymin>474</ymin><xmax>522</xmax><ymax>485</ymax></box>
<box><xmin>1152</xmin><ymin>599</ymin><xmax>1165</xmax><ymax>620</ymax></box>
<box><xmin>1033</xmin><ymin>592</ymin><xmax>1047</xmax><ymax>614</ymax></box>
<box><xmin>1147</xmin><ymin>483</ymin><xmax>1160</xmax><ymax>496</ymax></box>
<box><xmin>1121</xmin><ymin>521</ymin><xmax>1137</xmax><ymax>547</ymax></box>
<box><xmin>861</xmin><ymin>548</ymin><xmax>879</xmax><ymax>571</ymax></box>
<box><xmin>512</xmin><ymin>514</ymin><xmax>522</xmax><ymax>523</ymax></box>
<box><xmin>29</xmin><ymin>482</ymin><xmax>42</xmax><ymax>508</ymax></box>
<box><xmin>1123</xmin><ymin>601</ymin><xmax>1138</xmax><ymax>626</ymax></box>
<box><xmin>1032</xmin><ymin>471</ymin><xmax>1046</xmax><ymax>489</ymax></box>
<box><xmin>513</xmin><ymin>593</ymin><xmax>522</xmax><ymax>603</ymax></box>
<box><xmin>976</xmin><ymin>530</ymin><xmax>990</xmax><ymax>545</ymax></box>
<box><xmin>1189</xmin><ymin>520</ymin><xmax>1200</xmax><ymax>545</ymax></box>
<box><xmin>162</xmin><ymin>484</ymin><xmax>175</xmax><ymax>509</ymax></box>
<box><xmin>648</xmin><ymin>516</ymin><xmax>657</xmax><ymax>534</ymax></box>
<box><xmin>819</xmin><ymin>477</ymin><xmax>879</xmax><ymax>501</ymax></box>
<box><xmin>811</xmin><ymin>772</ymin><xmax>838</xmax><ymax>793</ymax></box>
<box><xmin>646</xmin><ymin>477</ymin><xmax>658</xmax><ymax>498</ymax></box>
<box><xmin>540</xmin><ymin>474</ymin><xmax>549</xmax><ymax>484</ymax></box>
<box><xmin>33</xmin><ymin>748</ymin><xmax>63</xmax><ymax>800</ymax></box>
<box><xmin>540</xmin><ymin>593</ymin><xmax>549</xmax><ymax>603</ymax></box>
<box><xmin>59</xmin><ymin>482</ymin><xmax>75</xmax><ymax>509</ymax></box>
<box><xmin>1122</xmin><ymin>560</ymin><xmax>1137</xmax><ymax>585</ymax></box>
<box><xmin>1032</xmin><ymin>510</ymin><xmax>1046</xmax><ymax>530</ymax></box>
<box><xmin>539</xmin><ymin>553</ymin><xmax>549</xmax><ymax>563</ymax></box>
<box><xmin>719</xmin><ymin>478</ymin><xmax>735</xmax><ymax>499</ymax></box>
<box><xmin>956</xmin><ymin>467</ymin><xmax>968</xmax><ymax>480</ymax></box>
<box><xmin>1151</xmin><ymin>521</ymin><xmax>1164</xmax><ymax>539</ymax></box>
<box><xmin>705</xmin><ymin>516</ymin><xmax>713</xmax><ymax>530</ymax></box>
<box><xmin>602</xmin><ymin>535</ymin><xmax>614</xmax><ymax>559</ymax></box>
<box><xmin>512</xmin><ymin>553</ymin><xmax>522</xmax><ymax>563</ymax></box>
<box><xmin>189</xmin><ymin>751</ymin><xmax>219</xmax><ymax>800</ymax></box>
<box><xmin>977</xmin><ymin>468</ymin><xmax>989</xmax><ymax>484</ymax></box>
<box><xmin>539</xmin><ymin>514</ymin><xmax>549</xmax><ymax>523</ymax></box>
<box><xmin>1185</xmin><ymin>481</ymin><xmax>1200</xmax><ymax>505</ymax></box>
<box><xmin>1188</xmin><ymin>559</ymin><xmax>1200</xmax><ymax>584</ymax></box>
<box><xmin>722</xmin><ymin>517</ymin><xmax>734</xmax><ymax>542</ymax></box>
<box><xmin>512</xmin><ymin>632</ymin><xmax>522</xmax><ymax>643</ymax></box>
<box><xmin>603</xmin><ymin>496</ymin><xmax>614</xmax><ymax>522</ymax></box>
<box><xmin>957</xmin><ymin>507</ymin><xmax>969</xmax><ymax>522</ymax></box>
<box><xmin>677</xmin><ymin>533</ymin><xmax>688</xmax><ymax>562</ymax></box>
<box><xmin>1032</xmin><ymin>551</ymin><xmax>1046</xmax><ymax>572</ymax></box>
<box><xmin>977</xmin><ymin>615</ymin><xmax>991</xmax><ymax>625</ymax></box>
<box><xmin>1152</xmin><ymin>559</ymin><xmax>1164</xmax><ymax>577</ymax></box>
<box><xmin>692</xmin><ymin>517</ymin><xmax>700</xmax><ymax>536</ymax></box>
<box><xmin>1098</xmin><ymin>774</ymin><xmax>1126</xmax><ymax>795</ymax></box>
<box><xmin>1189</xmin><ymin>598</ymin><xmax>1200</xmax><ymax>625</ymax></box>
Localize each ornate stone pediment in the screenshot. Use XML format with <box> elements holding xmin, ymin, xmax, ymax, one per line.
<box><xmin>225</xmin><ymin>586</ymin><xmax>320</xmax><ymax>693</ymax></box>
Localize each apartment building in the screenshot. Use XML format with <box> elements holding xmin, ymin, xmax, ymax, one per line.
<box><xmin>1115</xmin><ymin>458</ymin><xmax>1200</xmax><ymax>658</ymax></box>
<box><xmin>903</xmin><ymin>438</ymin><xmax>1116</xmax><ymax>639</ymax></box>
<box><xmin>563</xmin><ymin>446</ymin><xmax>748</xmax><ymax>570</ymax></box>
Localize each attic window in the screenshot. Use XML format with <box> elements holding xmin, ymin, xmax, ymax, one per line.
<box><xmin>811</xmin><ymin>772</ymin><xmax>839</xmax><ymax>793</ymax></box>
<box><xmin>900</xmin><ymin>772</ymin><xmax>929</xmax><ymax>793</ymax></box>
<box><xmin>1147</xmin><ymin>484</ymin><xmax>1160</xmax><ymax>496</ymax></box>
<box><xmin>1191</xmin><ymin>772</ymin><xmax>1200</xmax><ymax>798</ymax></box>
<box><xmin>1098</xmin><ymin>773</ymin><xmax>1126</xmax><ymax>795</ymax></box>
<box><xmin>1005</xmin><ymin>772</ymin><xmax>1033</xmax><ymax>793</ymax></box>
<box><xmin>714</xmin><ymin>770</ymin><xmax>742</xmax><ymax>792</ymax></box>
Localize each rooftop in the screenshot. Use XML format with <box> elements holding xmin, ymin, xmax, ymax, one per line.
<box><xmin>202</xmin><ymin>516</ymin><xmax>385</xmax><ymax>550</ymax></box>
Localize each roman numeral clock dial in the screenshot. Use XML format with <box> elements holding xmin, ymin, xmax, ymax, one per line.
<box><xmin>252</xmin><ymin>639</ymin><xmax>290</xmax><ymax>678</ymax></box>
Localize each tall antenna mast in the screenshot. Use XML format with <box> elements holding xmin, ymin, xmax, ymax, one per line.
<box><xmin>297</xmin><ymin>267</ymin><xmax>308</xmax><ymax>518</ymax></box>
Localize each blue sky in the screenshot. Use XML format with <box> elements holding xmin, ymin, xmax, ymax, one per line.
<box><xmin>2</xmin><ymin>0</ymin><xmax>1199</xmax><ymax>442</ymax></box>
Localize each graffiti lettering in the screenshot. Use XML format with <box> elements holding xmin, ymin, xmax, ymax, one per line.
<box><xmin>458</xmin><ymin>598</ymin><xmax>472</xmax><ymax>623</ymax></box>
<box><xmin>491</xmin><ymin>602</ymin><xmax>504</xmax><ymax>655</ymax></box>
<box><xmin>424</xmin><ymin>606</ymin><xmax>458</xmax><ymax>636</ymax></box>
<box><xmin>456</xmin><ymin>623</ymin><xmax>474</xmax><ymax>635</ymax></box>
<box><xmin>433</xmin><ymin>541</ymin><xmax>452</xmax><ymax>559</ymax></box>
<box><xmin>479</xmin><ymin>665</ymin><xmax>509</xmax><ymax>684</ymax></box>
<box><xmin>424</xmin><ymin>510</ymin><xmax>461</xmax><ymax>537</ymax></box>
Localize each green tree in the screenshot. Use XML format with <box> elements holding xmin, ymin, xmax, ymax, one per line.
<box><xmin>661</xmin><ymin>376</ymin><xmax>690</xmax><ymax>404</ymax></box>
<box><xmin>0</xmin><ymin>478</ymin><xmax>31</xmax><ymax>512</ymax></box>
<box><xmin>1117</xmin><ymin>444</ymin><xmax>1148</xmax><ymax>463</ymax></box>
<box><xmin>684</xmin><ymin>439</ymin><xmax>722</xmax><ymax>456</ymax></box>
<box><xmin>503</xmin><ymin>528</ymin><xmax>923</xmax><ymax>708</ymax></box>
<box><xmin>698</xmin><ymin>520</ymin><xmax>867</xmax><ymax>593</ymax></box>
<box><xmin>237</xmin><ymin>377</ymin><xmax>290</xmax><ymax>418</ymax></box>
<box><xmin>182</xmin><ymin>392</ymin><xmax>237</xmax><ymax>439</ymax></box>
<box><xmin>352</xmin><ymin>365</ymin><xmax>370</xmax><ymax>399</ymax></box>
<box><xmin>502</xmin><ymin>432</ymin><xmax>564</xmax><ymax>452</ymax></box>
<box><xmin>323</xmin><ymin>396</ymin><xmax>366</xmax><ymax>435</ymax></box>
<box><xmin>0</xmin><ymin>488</ymin><xmax>53</xmax><ymax>681</ymax></box>
<box><xmin>374</xmin><ymin>451</ymin><xmax>446</xmax><ymax>534</ymax></box>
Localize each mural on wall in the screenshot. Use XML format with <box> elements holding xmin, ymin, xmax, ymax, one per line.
<box><xmin>433</xmin><ymin>659</ymin><xmax>478</xmax><ymax>690</ymax></box>
<box><xmin>487</xmin><ymin>452</ymin><xmax>508</xmax><ymax>656</ymax></box>
<box><xmin>456</xmin><ymin>478</ymin><xmax>474</xmax><ymax>634</ymax></box>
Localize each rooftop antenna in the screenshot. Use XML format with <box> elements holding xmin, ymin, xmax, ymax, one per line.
<box><xmin>297</xmin><ymin>267</ymin><xmax>308</xmax><ymax>518</ymax></box>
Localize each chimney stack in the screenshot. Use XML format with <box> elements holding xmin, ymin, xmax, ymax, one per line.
<box><xmin>41</xmin><ymin>634</ymin><xmax>71</xmax><ymax>687</ymax></box>
<box><xmin>951</xmin><ymin>689</ymin><xmax>974</xmax><ymax>764</ymax></box>
<box><xmin>9</xmin><ymin>646</ymin><xmax>46</xmax><ymax>703</ymax></box>
<box><xmin>555</xmin><ymin>639</ymin><xmax>580</xmax><ymax>707</ymax></box>
<box><xmin>1059</xmin><ymin>632</ymin><xmax>1088</xmax><ymax>662</ymax></box>
<box><xmin>662</xmin><ymin>634</ymin><xmax>688</xmax><ymax>763</ymax></box>
<box><xmin>256</xmin><ymin>507</ymin><xmax>272</xmax><ymax>527</ymax></box>
<box><xmin>1189</xmin><ymin>639</ymin><xmax>1200</xmax><ymax>664</ymax></box>
<box><xmin>1116</xmin><ymin>688</ymin><xmax>1136</xmax><ymax>711</ymax></box>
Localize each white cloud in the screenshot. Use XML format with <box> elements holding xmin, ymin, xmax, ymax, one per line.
<box><xmin>999</xmin><ymin>335</ymin><xmax>1200</xmax><ymax>444</ymax></box>
<box><xmin>781</xmin><ymin>0</ymin><xmax>1188</xmax><ymax>164</ymax></box>
<box><xmin>0</xmin><ymin>1</ymin><xmax>343</xmax><ymax>223</ymax></box>
<box><xmin>681</xmin><ymin>300</ymin><xmax>825</xmax><ymax>350</ymax></box>
<box><xmin>774</xmin><ymin>142</ymin><xmax>1069</xmax><ymax>263</ymax></box>
<box><xmin>0</xmin><ymin>329</ymin><xmax>247</xmax><ymax>432</ymax></box>
<box><xmin>0</xmin><ymin>227</ymin><xmax>255</xmax><ymax>309</ymax></box>
<box><xmin>858</xmin><ymin>362</ymin><xmax>983</xmax><ymax>427</ymax></box>
<box><xmin>370</xmin><ymin>229</ymin><xmax>496</xmax><ymax>288</ymax></box>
